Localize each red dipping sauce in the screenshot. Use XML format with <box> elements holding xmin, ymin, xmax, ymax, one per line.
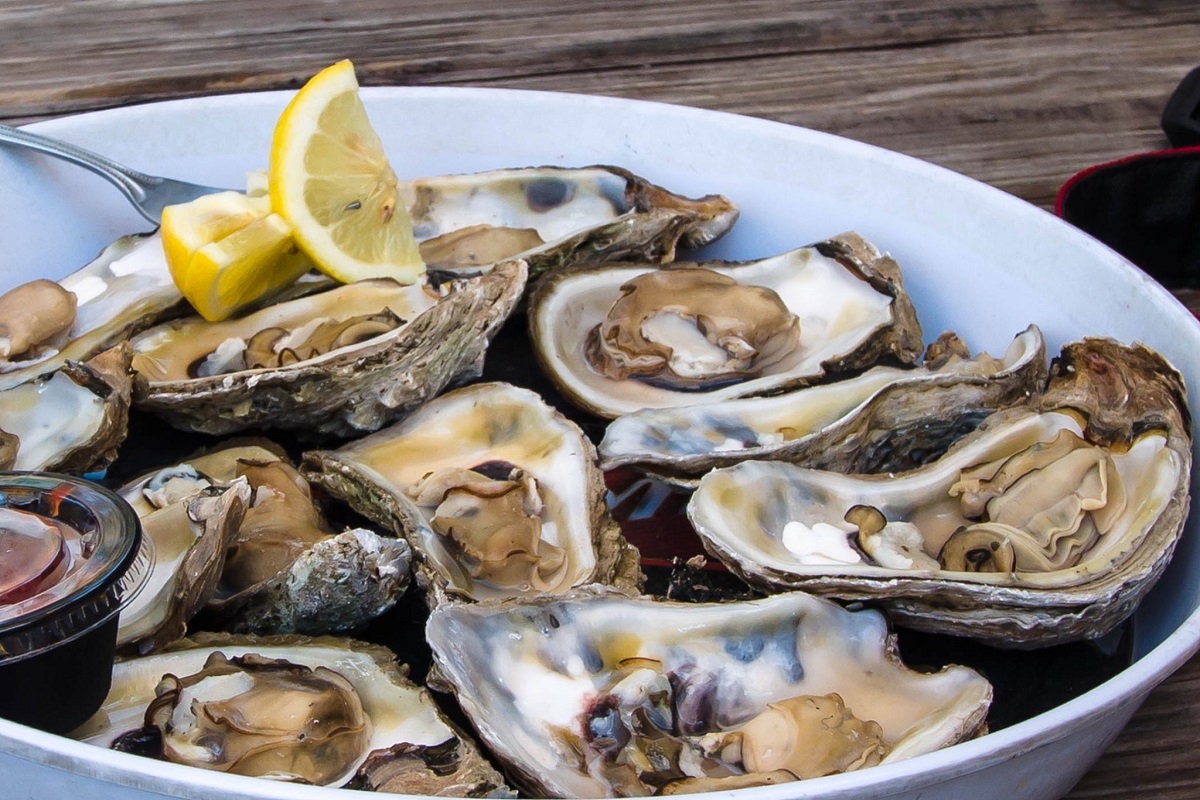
<box><xmin>0</xmin><ymin>474</ymin><xmax>150</xmax><ymax>733</ymax></box>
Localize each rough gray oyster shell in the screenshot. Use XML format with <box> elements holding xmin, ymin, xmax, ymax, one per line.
<box><xmin>599</xmin><ymin>325</ymin><xmax>1047</xmax><ymax>487</ymax></box>
<box><xmin>687</xmin><ymin>338</ymin><xmax>1192</xmax><ymax>647</ymax></box>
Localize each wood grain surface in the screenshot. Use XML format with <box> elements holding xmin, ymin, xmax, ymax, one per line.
<box><xmin>3</xmin><ymin>1</ymin><xmax>1199</xmax><ymax>797</ymax></box>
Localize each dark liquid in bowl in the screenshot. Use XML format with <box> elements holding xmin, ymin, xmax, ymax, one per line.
<box><xmin>105</xmin><ymin>311</ymin><xmax>1135</xmax><ymax>735</ymax></box>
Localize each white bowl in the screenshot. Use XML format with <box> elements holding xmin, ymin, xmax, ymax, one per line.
<box><xmin>1</xmin><ymin>87</ymin><xmax>1197</xmax><ymax>800</ymax></box>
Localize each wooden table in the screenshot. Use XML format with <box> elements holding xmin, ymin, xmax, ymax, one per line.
<box><xmin>2</xmin><ymin>1</ymin><xmax>1198</xmax><ymax>797</ymax></box>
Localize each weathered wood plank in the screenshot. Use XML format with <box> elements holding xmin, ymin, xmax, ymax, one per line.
<box><xmin>1070</xmin><ymin>655</ymin><xmax>1200</xmax><ymax>798</ymax></box>
<box><xmin>456</xmin><ymin>23</ymin><xmax>1196</xmax><ymax>208</ymax></box>
<box><xmin>0</xmin><ymin>1</ymin><xmax>1193</xmax><ymax>114</ymax></box>
<box><xmin>2</xmin><ymin>2</ymin><xmax>1194</xmax><ymax>209</ymax></box>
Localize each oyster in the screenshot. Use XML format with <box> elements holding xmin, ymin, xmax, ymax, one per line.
<box><xmin>302</xmin><ymin>382</ymin><xmax>641</xmax><ymax>607</ymax></box>
<box><xmin>687</xmin><ymin>338</ymin><xmax>1192</xmax><ymax>646</ymax></box>
<box><xmin>120</xmin><ymin>442</ymin><xmax>411</xmax><ymax>641</ymax></box>
<box><xmin>73</xmin><ymin>633</ymin><xmax>511</xmax><ymax>795</ymax></box>
<box><xmin>0</xmin><ymin>344</ymin><xmax>133</xmax><ymax>474</ymax></box>
<box><xmin>129</xmin><ymin>261</ymin><xmax>526</xmax><ymax>437</ymax></box>
<box><xmin>0</xmin><ymin>234</ymin><xmax>185</xmax><ymax>391</ymax></box>
<box><xmin>599</xmin><ymin>325</ymin><xmax>1047</xmax><ymax>486</ymax></box>
<box><xmin>529</xmin><ymin>232</ymin><xmax>923</xmax><ymax>418</ymax></box>
<box><xmin>0</xmin><ymin>279</ymin><xmax>76</xmax><ymax>363</ymax></box>
<box><xmin>203</xmin><ymin>452</ymin><xmax>412</xmax><ymax>636</ymax></box>
<box><xmin>409</xmin><ymin>165</ymin><xmax>737</xmax><ymax>283</ymax></box>
<box><xmin>426</xmin><ymin>589</ymin><xmax>991</xmax><ymax>797</ymax></box>
<box><xmin>116</xmin><ymin>467</ymin><xmax>251</xmax><ymax>654</ymax></box>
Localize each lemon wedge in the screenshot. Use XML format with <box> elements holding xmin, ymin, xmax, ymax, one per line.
<box><xmin>268</xmin><ymin>59</ymin><xmax>425</xmax><ymax>284</ymax></box>
<box><xmin>160</xmin><ymin>191</ymin><xmax>272</xmax><ymax>289</ymax></box>
<box><xmin>160</xmin><ymin>190</ymin><xmax>312</xmax><ymax>322</ymax></box>
<box><xmin>181</xmin><ymin>213</ymin><xmax>312</xmax><ymax>322</ymax></box>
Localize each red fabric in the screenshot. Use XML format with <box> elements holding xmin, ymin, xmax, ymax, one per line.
<box><xmin>604</xmin><ymin>467</ymin><xmax>718</xmax><ymax>569</ymax></box>
<box><xmin>1055</xmin><ymin>145</ymin><xmax>1200</xmax><ymax>322</ymax></box>
<box><xmin>1055</xmin><ymin>144</ymin><xmax>1200</xmax><ymax>217</ymax></box>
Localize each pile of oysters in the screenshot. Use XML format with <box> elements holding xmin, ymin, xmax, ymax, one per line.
<box><xmin>0</xmin><ymin>161</ymin><xmax>1191</xmax><ymax>798</ymax></box>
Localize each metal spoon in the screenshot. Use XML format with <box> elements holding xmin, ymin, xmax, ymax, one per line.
<box><xmin>0</xmin><ymin>123</ymin><xmax>226</xmax><ymax>224</ymax></box>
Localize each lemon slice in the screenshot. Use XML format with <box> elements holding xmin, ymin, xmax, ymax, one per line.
<box><xmin>181</xmin><ymin>213</ymin><xmax>313</xmax><ymax>322</ymax></box>
<box><xmin>268</xmin><ymin>59</ymin><xmax>425</xmax><ymax>284</ymax></box>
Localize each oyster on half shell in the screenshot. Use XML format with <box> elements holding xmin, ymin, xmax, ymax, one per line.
<box><xmin>409</xmin><ymin>165</ymin><xmax>737</xmax><ymax>284</ymax></box>
<box><xmin>302</xmin><ymin>382</ymin><xmax>641</xmax><ymax>608</ymax></box>
<box><xmin>426</xmin><ymin>589</ymin><xmax>991</xmax><ymax>797</ymax></box>
<box><xmin>529</xmin><ymin>232</ymin><xmax>923</xmax><ymax>419</ymax></box>
<box><xmin>0</xmin><ymin>344</ymin><xmax>134</xmax><ymax>475</ymax></box>
<box><xmin>73</xmin><ymin>634</ymin><xmax>511</xmax><ymax>795</ymax></box>
<box><xmin>0</xmin><ymin>234</ymin><xmax>185</xmax><ymax>392</ymax></box>
<box><xmin>129</xmin><ymin>261</ymin><xmax>526</xmax><ymax>437</ymax></box>
<box><xmin>116</xmin><ymin>472</ymin><xmax>251</xmax><ymax>655</ymax></box>
<box><xmin>599</xmin><ymin>325</ymin><xmax>1047</xmax><ymax>487</ymax></box>
<box><xmin>203</xmin><ymin>452</ymin><xmax>412</xmax><ymax>636</ymax></box>
<box><xmin>119</xmin><ymin>442</ymin><xmax>411</xmax><ymax>644</ymax></box>
<box><xmin>687</xmin><ymin>338</ymin><xmax>1192</xmax><ymax>646</ymax></box>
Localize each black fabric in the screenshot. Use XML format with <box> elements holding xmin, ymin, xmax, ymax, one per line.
<box><xmin>1058</xmin><ymin>148</ymin><xmax>1200</xmax><ymax>289</ymax></box>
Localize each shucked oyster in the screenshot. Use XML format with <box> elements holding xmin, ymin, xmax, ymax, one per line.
<box><xmin>204</xmin><ymin>453</ymin><xmax>412</xmax><ymax>636</ymax></box>
<box><xmin>426</xmin><ymin>589</ymin><xmax>991</xmax><ymax>797</ymax></box>
<box><xmin>688</xmin><ymin>338</ymin><xmax>1192</xmax><ymax>646</ymax></box>
<box><xmin>409</xmin><ymin>165</ymin><xmax>737</xmax><ymax>283</ymax></box>
<box><xmin>302</xmin><ymin>382</ymin><xmax>641</xmax><ymax>607</ymax></box>
<box><xmin>73</xmin><ymin>634</ymin><xmax>511</xmax><ymax>795</ymax></box>
<box><xmin>129</xmin><ymin>262</ymin><xmax>526</xmax><ymax>437</ymax></box>
<box><xmin>599</xmin><ymin>325</ymin><xmax>1047</xmax><ymax>487</ymax></box>
<box><xmin>530</xmin><ymin>232</ymin><xmax>923</xmax><ymax>419</ymax></box>
<box><xmin>0</xmin><ymin>279</ymin><xmax>76</xmax><ymax>366</ymax></box>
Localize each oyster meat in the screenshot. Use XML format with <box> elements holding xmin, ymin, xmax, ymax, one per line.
<box><xmin>426</xmin><ymin>589</ymin><xmax>991</xmax><ymax>797</ymax></box>
<box><xmin>129</xmin><ymin>261</ymin><xmax>526</xmax><ymax>437</ymax></box>
<box><xmin>0</xmin><ymin>279</ymin><xmax>76</xmax><ymax>364</ymax></box>
<box><xmin>687</xmin><ymin>338</ymin><xmax>1192</xmax><ymax>646</ymax></box>
<box><xmin>409</xmin><ymin>165</ymin><xmax>737</xmax><ymax>283</ymax></box>
<box><xmin>302</xmin><ymin>381</ymin><xmax>641</xmax><ymax>607</ymax></box>
<box><xmin>529</xmin><ymin>232</ymin><xmax>923</xmax><ymax>418</ymax></box>
<box><xmin>599</xmin><ymin>325</ymin><xmax>1047</xmax><ymax>486</ymax></box>
<box><xmin>73</xmin><ymin>634</ymin><xmax>511</xmax><ymax>795</ymax></box>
